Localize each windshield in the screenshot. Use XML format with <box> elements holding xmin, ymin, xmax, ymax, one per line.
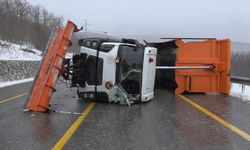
<box><xmin>115</xmin><ymin>45</ymin><xmax>144</xmax><ymax>101</ymax></box>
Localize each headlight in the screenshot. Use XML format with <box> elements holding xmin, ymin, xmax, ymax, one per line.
<box><xmin>92</xmin><ymin>41</ymin><xmax>97</xmax><ymax>48</ymax></box>
<box><xmin>86</xmin><ymin>41</ymin><xmax>91</xmax><ymax>47</ymax></box>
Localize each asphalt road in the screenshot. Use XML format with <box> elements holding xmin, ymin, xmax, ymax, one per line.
<box><xmin>0</xmin><ymin>81</ymin><xmax>249</xmax><ymax>150</ymax></box>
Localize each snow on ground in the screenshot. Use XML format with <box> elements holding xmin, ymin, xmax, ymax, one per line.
<box><xmin>0</xmin><ymin>40</ymin><xmax>75</xmax><ymax>61</ymax></box>
<box><xmin>0</xmin><ymin>78</ymin><xmax>34</xmax><ymax>88</ymax></box>
<box><xmin>230</xmin><ymin>83</ymin><xmax>250</xmax><ymax>103</ymax></box>
<box><xmin>0</xmin><ymin>40</ymin><xmax>42</xmax><ymax>61</ymax></box>
<box><xmin>0</xmin><ymin>40</ymin><xmax>76</xmax><ymax>88</ymax></box>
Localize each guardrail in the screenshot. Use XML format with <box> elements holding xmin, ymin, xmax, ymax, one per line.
<box><xmin>231</xmin><ymin>76</ymin><xmax>250</xmax><ymax>85</ymax></box>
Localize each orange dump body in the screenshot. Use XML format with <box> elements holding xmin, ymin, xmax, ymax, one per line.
<box><xmin>175</xmin><ymin>39</ymin><xmax>231</xmax><ymax>95</ymax></box>
<box><xmin>25</xmin><ymin>21</ymin><xmax>78</xmax><ymax>112</ymax></box>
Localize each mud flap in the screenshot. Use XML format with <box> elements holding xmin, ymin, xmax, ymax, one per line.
<box><xmin>175</xmin><ymin>39</ymin><xmax>231</xmax><ymax>95</ymax></box>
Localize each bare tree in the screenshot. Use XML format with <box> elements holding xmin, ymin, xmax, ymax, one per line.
<box><xmin>0</xmin><ymin>0</ymin><xmax>64</xmax><ymax>50</ymax></box>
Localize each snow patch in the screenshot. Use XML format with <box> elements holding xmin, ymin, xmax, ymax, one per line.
<box><xmin>0</xmin><ymin>40</ymin><xmax>42</xmax><ymax>61</ymax></box>
<box><xmin>0</xmin><ymin>78</ymin><xmax>34</xmax><ymax>88</ymax></box>
<box><xmin>230</xmin><ymin>83</ymin><xmax>250</xmax><ymax>103</ymax></box>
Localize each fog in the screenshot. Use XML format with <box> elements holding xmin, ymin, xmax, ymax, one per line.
<box><xmin>27</xmin><ymin>0</ymin><xmax>250</xmax><ymax>43</ymax></box>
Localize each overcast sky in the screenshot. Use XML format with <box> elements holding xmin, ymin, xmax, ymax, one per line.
<box><xmin>27</xmin><ymin>0</ymin><xmax>250</xmax><ymax>43</ymax></box>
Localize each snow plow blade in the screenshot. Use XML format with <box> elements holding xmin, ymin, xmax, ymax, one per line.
<box><xmin>175</xmin><ymin>39</ymin><xmax>231</xmax><ymax>95</ymax></box>
<box><xmin>24</xmin><ymin>21</ymin><xmax>78</xmax><ymax>112</ymax></box>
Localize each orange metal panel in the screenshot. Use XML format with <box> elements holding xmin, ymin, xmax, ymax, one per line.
<box><xmin>25</xmin><ymin>21</ymin><xmax>78</xmax><ymax>112</ymax></box>
<box><xmin>175</xmin><ymin>39</ymin><xmax>231</xmax><ymax>95</ymax></box>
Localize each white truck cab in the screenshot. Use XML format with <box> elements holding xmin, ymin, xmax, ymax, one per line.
<box><xmin>71</xmin><ymin>39</ymin><xmax>157</xmax><ymax>105</ymax></box>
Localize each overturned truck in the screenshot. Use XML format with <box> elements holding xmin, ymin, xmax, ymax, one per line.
<box><xmin>24</xmin><ymin>21</ymin><xmax>231</xmax><ymax>112</ymax></box>
<box><xmin>70</xmin><ymin>38</ymin><xmax>157</xmax><ymax>105</ymax></box>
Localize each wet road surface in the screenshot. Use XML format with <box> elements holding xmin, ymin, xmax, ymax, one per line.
<box><xmin>0</xmin><ymin>82</ymin><xmax>249</xmax><ymax>150</ymax></box>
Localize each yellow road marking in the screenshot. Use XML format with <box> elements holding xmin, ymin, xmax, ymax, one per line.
<box><xmin>178</xmin><ymin>95</ymin><xmax>250</xmax><ymax>142</ymax></box>
<box><xmin>52</xmin><ymin>102</ymin><xmax>96</xmax><ymax>150</ymax></box>
<box><xmin>0</xmin><ymin>92</ymin><xmax>28</xmax><ymax>104</ymax></box>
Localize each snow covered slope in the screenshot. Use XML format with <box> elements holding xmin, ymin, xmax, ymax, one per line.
<box><xmin>0</xmin><ymin>40</ymin><xmax>42</xmax><ymax>61</ymax></box>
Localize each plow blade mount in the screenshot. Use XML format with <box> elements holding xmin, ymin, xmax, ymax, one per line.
<box><xmin>25</xmin><ymin>21</ymin><xmax>78</xmax><ymax>112</ymax></box>
<box><xmin>175</xmin><ymin>39</ymin><xmax>231</xmax><ymax>95</ymax></box>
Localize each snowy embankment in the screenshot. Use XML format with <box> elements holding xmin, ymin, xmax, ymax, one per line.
<box><xmin>0</xmin><ymin>39</ymin><xmax>73</xmax><ymax>61</ymax></box>
<box><xmin>0</xmin><ymin>40</ymin><xmax>42</xmax><ymax>87</ymax></box>
<box><xmin>0</xmin><ymin>40</ymin><xmax>42</xmax><ymax>61</ymax></box>
<box><xmin>0</xmin><ymin>39</ymin><xmax>73</xmax><ymax>88</ymax></box>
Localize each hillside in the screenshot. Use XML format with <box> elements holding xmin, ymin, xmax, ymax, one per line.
<box><xmin>0</xmin><ymin>40</ymin><xmax>42</xmax><ymax>61</ymax></box>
